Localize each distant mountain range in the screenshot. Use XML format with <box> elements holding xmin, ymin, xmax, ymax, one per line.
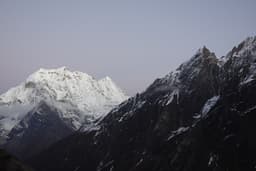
<box><xmin>1</xmin><ymin>36</ymin><xmax>256</xmax><ymax>171</ymax></box>
<box><xmin>27</xmin><ymin>36</ymin><xmax>256</xmax><ymax>171</ymax></box>
<box><xmin>0</xmin><ymin>67</ymin><xmax>128</xmax><ymax>159</ymax></box>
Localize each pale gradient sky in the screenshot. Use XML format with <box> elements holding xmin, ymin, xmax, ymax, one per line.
<box><xmin>0</xmin><ymin>0</ymin><xmax>256</xmax><ymax>95</ymax></box>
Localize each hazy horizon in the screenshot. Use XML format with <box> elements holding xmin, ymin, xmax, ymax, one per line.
<box><xmin>1</xmin><ymin>0</ymin><xmax>256</xmax><ymax>95</ymax></box>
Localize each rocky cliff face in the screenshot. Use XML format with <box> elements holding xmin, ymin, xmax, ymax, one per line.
<box><xmin>29</xmin><ymin>36</ymin><xmax>256</xmax><ymax>171</ymax></box>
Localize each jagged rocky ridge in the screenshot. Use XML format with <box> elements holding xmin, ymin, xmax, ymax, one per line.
<box><xmin>0</xmin><ymin>67</ymin><xmax>128</xmax><ymax>159</ymax></box>
<box><xmin>28</xmin><ymin>36</ymin><xmax>256</xmax><ymax>171</ymax></box>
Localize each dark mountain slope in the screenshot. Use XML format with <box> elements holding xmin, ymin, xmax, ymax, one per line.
<box><xmin>0</xmin><ymin>149</ymin><xmax>33</xmax><ymax>171</ymax></box>
<box><xmin>4</xmin><ymin>101</ymin><xmax>74</xmax><ymax>159</ymax></box>
<box><xmin>29</xmin><ymin>36</ymin><xmax>256</xmax><ymax>171</ymax></box>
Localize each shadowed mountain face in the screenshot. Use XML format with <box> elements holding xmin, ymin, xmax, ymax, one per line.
<box><xmin>26</xmin><ymin>37</ymin><xmax>256</xmax><ymax>171</ymax></box>
<box><xmin>0</xmin><ymin>149</ymin><xmax>33</xmax><ymax>171</ymax></box>
<box><xmin>4</xmin><ymin>101</ymin><xmax>74</xmax><ymax>159</ymax></box>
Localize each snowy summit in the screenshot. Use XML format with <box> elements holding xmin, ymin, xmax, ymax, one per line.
<box><xmin>0</xmin><ymin>67</ymin><xmax>128</xmax><ymax>139</ymax></box>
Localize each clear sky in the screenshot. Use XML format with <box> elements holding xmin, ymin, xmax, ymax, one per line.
<box><xmin>0</xmin><ymin>0</ymin><xmax>256</xmax><ymax>95</ymax></box>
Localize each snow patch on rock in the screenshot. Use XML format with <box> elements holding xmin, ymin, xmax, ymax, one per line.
<box><xmin>201</xmin><ymin>96</ymin><xmax>220</xmax><ymax>117</ymax></box>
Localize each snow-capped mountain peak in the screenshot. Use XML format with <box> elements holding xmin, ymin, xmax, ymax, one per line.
<box><xmin>225</xmin><ymin>36</ymin><xmax>256</xmax><ymax>60</ymax></box>
<box><xmin>147</xmin><ymin>46</ymin><xmax>218</xmax><ymax>93</ymax></box>
<box><xmin>27</xmin><ymin>66</ymin><xmax>93</xmax><ymax>84</ymax></box>
<box><xmin>223</xmin><ymin>36</ymin><xmax>256</xmax><ymax>85</ymax></box>
<box><xmin>180</xmin><ymin>46</ymin><xmax>217</xmax><ymax>67</ymax></box>
<box><xmin>0</xmin><ymin>67</ymin><xmax>128</xmax><ymax>140</ymax></box>
<box><xmin>233</xmin><ymin>36</ymin><xmax>256</xmax><ymax>57</ymax></box>
<box><xmin>1</xmin><ymin>67</ymin><xmax>128</xmax><ymax>107</ymax></box>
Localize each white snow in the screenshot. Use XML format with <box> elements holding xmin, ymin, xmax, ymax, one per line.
<box><xmin>165</xmin><ymin>89</ymin><xmax>179</xmax><ymax>105</ymax></box>
<box><xmin>208</xmin><ymin>153</ymin><xmax>218</xmax><ymax>166</ymax></box>
<box><xmin>0</xmin><ymin>104</ymin><xmax>34</xmax><ymax>137</ymax></box>
<box><xmin>173</xmin><ymin>127</ymin><xmax>189</xmax><ymax>134</ymax></box>
<box><xmin>243</xmin><ymin>105</ymin><xmax>256</xmax><ymax>116</ymax></box>
<box><xmin>240</xmin><ymin>63</ymin><xmax>256</xmax><ymax>85</ymax></box>
<box><xmin>193</xmin><ymin>114</ymin><xmax>201</xmax><ymax>119</ymax></box>
<box><xmin>241</xmin><ymin>76</ymin><xmax>254</xmax><ymax>85</ymax></box>
<box><xmin>0</xmin><ymin>67</ymin><xmax>128</xmax><ymax>137</ymax></box>
<box><xmin>233</xmin><ymin>36</ymin><xmax>256</xmax><ymax>58</ymax></box>
<box><xmin>208</xmin><ymin>156</ymin><xmax>214</xmax><ymax>166</ymax></box>
<box><xmin>79</xmin><ymin>122</ymin><xmax>101</xmax><ymax>132</ymax></box>
<box><xmin>167</xmin><ymin>126</ymin><xmax>189</xmax><ymax>140</ymax></box>
<box><xmin>224</xmin><ymin>36</ymin><xmax>256</xmax><ymax>85</ymax></box>
<box><xmin>201</xmin><ymin>96</ymin><xmax>220</xmax><ymax>117</ymax></box>
<box><xmin>135</xmin><ymin>159</ymin><xmax>143</xmax><ymax>167</ymax></box>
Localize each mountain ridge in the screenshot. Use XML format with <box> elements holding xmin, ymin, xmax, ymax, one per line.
<box><xmin>28</xmin><ymin>36</ymin><xmax>256</xmax><ymax>171</ymax></box>
<box><xmin>0</xmin><ymin>67</ymin><xmax>128</xmax><ymax>159</ymax></box>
